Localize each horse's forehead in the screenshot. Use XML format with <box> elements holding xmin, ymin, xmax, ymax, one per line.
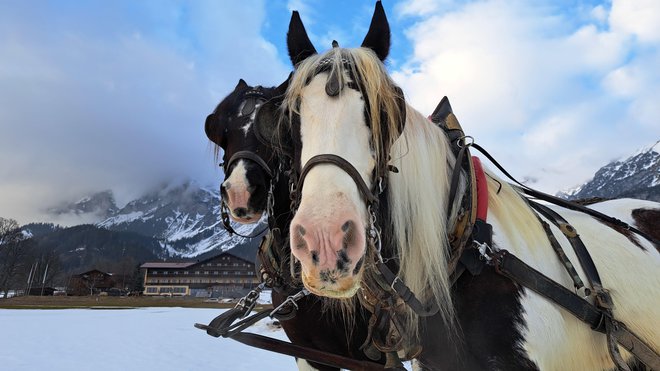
<box><xmin>300</xmin><ymin>76</ymin><xmax>365</xmax><ymax>129</ymax></box>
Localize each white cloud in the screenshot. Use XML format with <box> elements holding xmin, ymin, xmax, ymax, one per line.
<box><xmin>0</xmin><ymin>1</ymin><xmax>289</xmax><ymax>224</ymax></box>
<box><xmin>392</xmin><ymin>0</ymin><xmax>660</xmax><ymax>193</ymax></box>
<box><xmin>395</xmin><ymin>0</ymin><xmax>454</xmax><ymax>18</ymax></box>
<box><xmin>609</xmin><ymin>0</ymin><xmax>660</xmax><ymax>43</ymax></box>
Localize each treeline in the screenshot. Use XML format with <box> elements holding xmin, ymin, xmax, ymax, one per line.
<box><xmin>0</xmin><ymin>217</ymin><xmax>165</xmax><ymax>297</ymax></box>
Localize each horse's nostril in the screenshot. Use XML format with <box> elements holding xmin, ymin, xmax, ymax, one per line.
<box><xmin>342</xmin><ymin>220</ymin><xmax>357</xmax><ymax>249</ymax></box>
<box><xmin>233</xmin><ymin>207</ymin><xmax>248</xmax><ymax>218</ymax></box>
<box><xmin>222</xmin><ymin>181</ymin><xmax>231</xmax><ymax>190</ymax></box>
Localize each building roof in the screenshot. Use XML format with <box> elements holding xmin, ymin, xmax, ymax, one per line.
<box><xmin>140</xmin><ymin>262</ymin><xmax>197</xmax><ymax>269</ymax></box>
<box><xmin>140</xmin><ymin>241</ymin><xmax>260</xmax><ymax>269</ymax></box>
<box><xmin>75</xmin><ymin>269</ymin><xmax>111</xmax><ymax>277</ymax></box>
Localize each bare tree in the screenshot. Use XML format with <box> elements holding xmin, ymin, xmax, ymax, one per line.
<box><xmin>0</xmin><ymin>218</ymin><xmax>32</xmax><ymax>298</ymax></box>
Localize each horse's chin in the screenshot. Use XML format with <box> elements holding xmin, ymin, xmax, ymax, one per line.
<box><xmin>229</xmin><ymin>212</ymin><xmax>263</xmax><ymax>224</ymax></box>
<box><xmin>301</xmin><ymin>269</ymin><xmax>363</xmax><ymax>299</ymax></box>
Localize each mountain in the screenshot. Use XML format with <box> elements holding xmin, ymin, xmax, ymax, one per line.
<box><xmin>27</xmin><ymin>224</ymin><xmax>164</xmax><ymax>274</ymax></box>
<box><xmin>48</xmin><ymin>190</ymin><xmax>118</xmax><ymax>219</ymax></box>
<box><xmin>558</xmin><ymin>141</ymin><xmax>660</xmax><ymax>201</ymax></box>
<box><xmin>46</xmin><ymin>181</ymin><xmax>265</xmax><ymax>258</ymax></box>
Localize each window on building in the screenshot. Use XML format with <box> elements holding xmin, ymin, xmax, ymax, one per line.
<box><xmin>146</xmin><ymin>287</ymin><xmax>157</xmax><ymax>293</ymax></box>
<box><xmin>184</xmin><ymin>271</ymin><xmax>189</xmax><ymax>275</ymax></box>
<box><xmin>173</xmin><ymin>271</ymin><xmax>179</xmax><ymax>275</ymax></box>
<box><xmin>223</xmin><ymin>272</ymin><xmax>228</xmax><ymax>275</ymax></box>
<box><xmin>204</xmin><ymin>271</ymin><xmax>209</xmax><ymax>275</ymax></box>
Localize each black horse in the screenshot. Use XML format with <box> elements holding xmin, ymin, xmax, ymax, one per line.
<box><xmin>205</xmin><ymin>79</ymin><xmax>385</xmax><ymax>370</ymax></box>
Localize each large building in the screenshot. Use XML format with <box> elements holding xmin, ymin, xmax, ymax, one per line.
<box><xmin>140</xmin><ymin>245</ymin><xmax>260</xmax><ymax>298</ymax></box>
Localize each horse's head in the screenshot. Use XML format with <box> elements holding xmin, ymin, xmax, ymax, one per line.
<box><xmin>205</xmin><ymin>79</ymin><xmax>285</xmax><ymax>224</ymax></box>
<box><xmin>269</xmin><ymin>2</ymin><xmax>406</xmax><ymax>298</ymax></box>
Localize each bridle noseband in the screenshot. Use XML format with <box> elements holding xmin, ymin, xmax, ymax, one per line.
<box><xmin>296</xmin><ymin>154</ymin><xmax>379</xmax><ymax>208</ymax></box>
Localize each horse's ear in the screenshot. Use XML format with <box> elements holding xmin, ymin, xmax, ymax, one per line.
<box><xmin>287</xmin><ymin>11</ymin><xmax>317</xmax><ymax>67</ymax></box>
<box><xmin>205</xmin><ymin>113</ymin><xmax>222</xmax><ymax>146</ymax></box>
<box><xmin>235</xmin><ymin>79</ymin><xmax>248</xmax><ymax>91</ymax></box>
<box><xmin>274</xmin><ymin>73</ymin><xmax>291</xmax><ymax>97</ymax></box>
<box><xmin>394</xmin><ymin>86</ymin><xmax>407</xmax><ymax>137</ymax></box>
<box><xmin>430</xmin><ymin>96</ymin><xmax>453</xmax><ymax>124</ymax></box>
<box><xmin>361</xmin><ymin>1</ymin><xmax>390</xmax><ymax>61</ymax></box>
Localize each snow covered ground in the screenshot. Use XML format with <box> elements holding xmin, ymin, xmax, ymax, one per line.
<box><xmin>0</xmin><ymin>307</ymin><xmax>297</xmax><ymax>371</ymax></box>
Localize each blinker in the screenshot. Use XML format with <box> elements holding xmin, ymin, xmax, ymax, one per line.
<box><xmin>241</xmin><ymin>98</ymin><xmax>257</xmax><ymax>116</ymax></box>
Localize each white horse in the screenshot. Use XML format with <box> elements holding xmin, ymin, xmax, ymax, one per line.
<box><xmin>268</xmin><ymin>2</ymin><xmax>660</xmax><ymax>370</ymax></box>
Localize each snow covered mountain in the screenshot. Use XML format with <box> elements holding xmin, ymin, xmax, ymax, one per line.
<box><xmin>558</xmin><ymin>141</ymin><xmax>660</xmax><ymax>201</ymax></box>
<box><xmin>48</xmin><ymin>190</ymin><xmax>119</xmax><ymax>219</ymax></box>
<box><xmin>48</xmin><ymin>182</ymin><xmax>265</xmax><ymax>258</ymax></box>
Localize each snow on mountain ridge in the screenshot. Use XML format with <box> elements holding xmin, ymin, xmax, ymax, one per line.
<box><xmin>558</xmin><ymin>140</ymin><xmax>660</xmax><ymax>201</ymax></box>
<box><xmin>48</xmin><ymin>181</ymin><xmax>264</xmax><ymax>257</ymax></box>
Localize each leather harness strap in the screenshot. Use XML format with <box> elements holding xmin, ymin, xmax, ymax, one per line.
<box><xmin>431</xmin><ymin>97</ymin><xmax>659</xmax><ymax>370</ymax></box>
<box><xmin>297</xmin><ymin>154</ymin><xmax>379</xmax><ymax>207</ymax></box>
<box><xmin>225</xmin><ymin>150</ymin><xmax>273</xmax><ymax>178</ymax></box>
<box><xmin>490</xmin><ymin>248</ymin><xmax>660</xmax><ymax>370</ymax></box>
<box><xmin>374</xmin><ymin>261</ymin><xmax>440</xmax><ymax>317</ymax></box>
<box><xmin>231</xmin><ymin>332</ymin><xmax>388</xmax><ymax>371</ymax></box>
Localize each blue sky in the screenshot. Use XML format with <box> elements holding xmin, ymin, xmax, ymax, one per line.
<box><xmin>1</xmin><ymin>0</ymin><xmax>658</xmax><ymax>224</ymax></box>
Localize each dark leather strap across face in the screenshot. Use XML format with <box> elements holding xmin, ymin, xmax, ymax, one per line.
<box><xmin>296</xmin><ymin>154</ymin><xmax>379</xmax><ymax>208</ymax></box>
<box><xmin>225</xmin><ymin>150</ymin><xmax>273</xmax><ymax>179</ymax></box>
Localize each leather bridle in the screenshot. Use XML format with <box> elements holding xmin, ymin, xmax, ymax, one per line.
<box><xmin>219</xmin><ymin>88</ymin><xmax>275</xmax><ymax>238</ymax></box>
<box><xmin>284</xmin><ymin>59</ymin><xmax>441</xmax><ymax>320</ymax></box>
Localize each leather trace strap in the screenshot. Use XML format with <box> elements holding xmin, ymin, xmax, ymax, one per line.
<box><xmin>374</xmin><ymin>261</ymin><xmax>439</xmax><ymax>317</ymax></box>
<box><xmin>450</xmin><ymin>135</ymin><xmax>658</xmax><ymax>369</ymax></box>
<box><xmin>490</xmin><ymin>249</ymin><xmax>660</xmax><ymax>370</ymax></box>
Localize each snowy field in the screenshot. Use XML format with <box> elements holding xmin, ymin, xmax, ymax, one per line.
<box><xmin>0</xmin><ymin>307</ymin><xmax>298</xmax><ymax>371</ymax></box>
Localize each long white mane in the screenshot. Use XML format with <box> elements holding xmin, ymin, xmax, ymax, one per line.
<box><xmin>388</xmin><ymin>107</ymin><xmax>461</xmax><ymax>335</ymax></box>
